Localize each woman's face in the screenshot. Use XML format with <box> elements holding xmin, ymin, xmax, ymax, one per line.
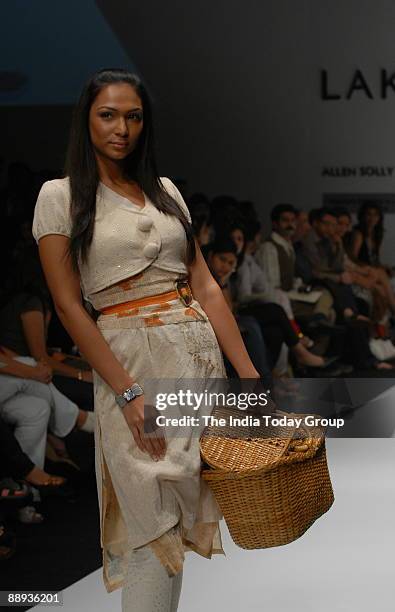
<box><xmin>230</xmin><ymin>228</ymin><xmax>245</xmax><ymax>254</ymax></box>
<box><xmin>209</xmin><ymin>252</ymin><xmax>237</xmax><ymax>279</ymax></box>
<box><xmin>89</xmin><ymin>83</ymin><xmax>144</xmax><ymax>162</ymax></box>
<box><xmin>364</xmin><ymin>207</ymin><xmax>381</xmax><ymax>228</ymax></box>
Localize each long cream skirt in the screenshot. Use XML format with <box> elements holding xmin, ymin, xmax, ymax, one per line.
<box><xmin>92</xmin><ymin>283</ymin><xmax>227</xmax><ymax>593</ymax></box>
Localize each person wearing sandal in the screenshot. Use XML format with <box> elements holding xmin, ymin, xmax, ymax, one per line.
<box><xmin>0</xmin><ymin>416</ymin><xmax>66</xmax><ymax>488</ymax></box>
<box><xmin>0</xmin><ymin>354</ymin><xmax>94</xmax><ymax>479</ymax></box>
<box><xmin>0</xmin><ymin>274</ymin><xmax>94</xmax><ymax>411</ymax></box>
<box><xmin>0</xmin><ymin>430</ymin><xmax>79</xmax><ymax>523</ymax></box>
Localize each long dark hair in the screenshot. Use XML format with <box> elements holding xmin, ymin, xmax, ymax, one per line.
<box><xmin>356</xmin><ymin>201</ymin><xmax>384</xmax><ymax>254</ymax></box>
<box><xmin>64</xmin><ymin>68</ymin><xmax>195</xmax><ymax>268</ymax></box>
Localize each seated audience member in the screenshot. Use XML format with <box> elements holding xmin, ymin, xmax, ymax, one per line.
<box><xmin>205</xmin><ymin>238</ymin><xmax>272</xmax><ymax>385</ymax></box>
<box><xmin>205</xmin><ymin>239</ymin><xmax>331</xmax><ymax>370</ymax></box>
<box><xmin>255</xmin><ymin>203</ymin><xmax>335</xmax><ymax>325</ymax></box>
<box><xmin>0</xmin><ymin>352</ymin><xmax>94</xmax><ymax>471</ymax></box>
<box><xmin>227</xmin><ymin>221</ymin><xmax>317</xmax><ymax>350</ymax></box>
<box><xmin>301</xmin><ymin>207</ymin><xmax>365</xmax><ymax>320</ymax></box>
<box><xmin>302</xmin><ymin>209</ymin><xmax>393</xmax><ymax>369</ymax></box>
<box><xmin>0</xmin><ymin>414</ymin><xmax>65</xmax><ymax>488</ymax></box>
<box><xmin>0</xmin><ymin>415</ymin><xmax>66</xmax><ymax>527</ymax></box>
<box><xmin>188</xmin><ymin>196</ymin><xmax>213</xmax><ymax>248</ymax></box>
<box><xmin>347</xmin><ymin>203</ymin><xmax>395</xmax><ymax>307</ymax></box>
<box><xmin>293</xmin><ymin>209</ymin><xmax>316</xmax><ymax>286</ymax></box>
<box><xmin>350</xmin><ymin>201</ymin><xmax>384</xmax><ymax>266</ymax></box>
<box><xmin>0</xmin><ymin>268</ymin><xmax>93</xmax><ymax>409</ymax></box>
<box><xmin>334</xmin><ymin>208</ymin><xmax>395</xmax><ymax>324</ymax></box>
<box><xmin>227</xmin><ymin>221</ymin><xmax>284</xmax><ymax>306</ymax></box>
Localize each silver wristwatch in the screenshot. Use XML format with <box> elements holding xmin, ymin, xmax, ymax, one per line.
<box><xmin>115</xmin><ymin>383</ymin><xmax>144</xmax><ymax>409</ymax></box>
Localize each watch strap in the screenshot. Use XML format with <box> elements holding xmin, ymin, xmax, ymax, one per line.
<box><xmin>115</xmin><ymin>383</ymin><xmax>144</xmax><ymax>409</ymax></box>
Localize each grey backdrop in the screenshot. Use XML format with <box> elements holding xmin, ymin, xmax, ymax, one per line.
<box><xmin>2</xmin><ymin>0</ymin><xmax>395</xmax><ymax>260</ymax></box>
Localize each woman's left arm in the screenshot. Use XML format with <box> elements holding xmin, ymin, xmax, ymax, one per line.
<box><xmin>188</xmin><ymin>241</ymin><xmax>259</xmax><ymax>379</ymax></box>
<box><xmin>21</xmin><ymin>310</ymin><xmax>92</xmax><ymax>381</ymax></box>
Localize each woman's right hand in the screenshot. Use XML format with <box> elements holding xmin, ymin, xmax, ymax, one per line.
<box><xmin>122</xmin><ymin>395</ymin><xmax>167</xmax><ymax>461</ymax></box>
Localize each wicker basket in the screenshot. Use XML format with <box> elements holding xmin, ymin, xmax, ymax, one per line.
<box><xmin>200</xmin><ymin>406</ymin><xmax>334</xmax><ymax>549</ymax></box>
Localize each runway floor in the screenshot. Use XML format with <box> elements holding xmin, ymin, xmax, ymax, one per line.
<box><xmin>33</xmin><ymin>437</ymin><xmax>395</xmax><ymax>612</ymax></box>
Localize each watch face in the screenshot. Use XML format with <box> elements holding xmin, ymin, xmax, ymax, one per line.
<box><xmin>125</xmin><ymin>389</ymin><xmax>135</xmax><ymax>402</ymax></box>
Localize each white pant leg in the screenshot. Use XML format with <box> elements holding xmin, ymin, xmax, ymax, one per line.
<box><xmin>121</xmin><ymin>543</ymin><xmax>183</xmax><ymax>612</ymax></box>
<box><xmin>12</xmin><ymin>357</ymin><xmax>79</xmax><ymax>437</ymax></box>
<box><xmin>0</xmin><ymin>371</ymin><xmax>26</xmax><ymax>404</ymax></box>
<box><xmin>0</xmin><ymin>394</ymin><xmax>50</xmax><ymax>468</ymax></box>
<box><xmin>170</xmin><ymin>570</ymin><xmax>183</xmax><ymax>612</ymax></box>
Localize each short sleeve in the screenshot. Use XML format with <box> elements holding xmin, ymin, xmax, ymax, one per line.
<box><xmin>32</xmin><ymin>179</ymin><xmax>72</xmax><ymax>242</ymax></box>
<box><xmin>18</xmin><ymin>294</ymin><xmax>44</xmax><ymax>315</ymax></box>
<box><xmin>161</xmin><ymin>177</ymin><xmax>192</xmax><ymax>224</ymax></box>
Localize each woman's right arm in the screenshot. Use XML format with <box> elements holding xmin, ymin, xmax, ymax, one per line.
<box><xmin>38</xmin><ymin>234</ymin><xmax>165</xmax><ymax>459</ymax></box>
<box><xmin>39</xmin><ymin>235</ymin><xmax>133</xmax><ymax>394</ymax></box>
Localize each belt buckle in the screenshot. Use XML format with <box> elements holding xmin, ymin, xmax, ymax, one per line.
<box><xmin>176</xmin><ymin>280</ymin><xmax>193</xmax><ymax>307</ymax></box>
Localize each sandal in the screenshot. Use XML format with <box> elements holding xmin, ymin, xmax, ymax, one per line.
<box><xmin>23</xmin><ymin>467</ymin><xmax>76</xmax><ymax>501</ymax></box>
<box><xmin>17</xmin><ymin>505</ymin><xmax>44</xmax><ymax>524</ymax></box>
<box><xmin>24</xmin><ymin>474</ymin><xmax>67</xmax><ymax>488</ymax></box>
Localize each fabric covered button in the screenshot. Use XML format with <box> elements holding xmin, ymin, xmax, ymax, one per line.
<box><xmin>137</xmin><ymin>216</ymin><xmax>153</xmax><ymax>231</ymax></box>
<box><xmin>143</xmin><ymin>242</ymin><xmax>159</xmax><ymax>258</ymax></box>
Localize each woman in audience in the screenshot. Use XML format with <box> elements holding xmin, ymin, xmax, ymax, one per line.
<box><xmin>188</xmin><ymin>197</ymin><xmax>213</xmax><ymax>249</ymax></box>
<box><xmin>0</xmin><ymin>262</ymin><xmax>94</xmax><ymax>419</ymax></box>
<box><xmin>0</xmin><ymin>351</ymin><xmax>94</xmax><ymax>474</ymax></box>
<box><xmin>350</xmin><ymin>202</ymin><xmax>384</xmax><ymax>266</ymax></box>
<box><xmin>226</xmin><ymin>221</ymin><xmax>321</xmax><ymax>353</ymax></box>
<box><xmin>0</xmin><ymin>412</ymin><xmax>66</xmax><ymax>488</ymax></box>
<box><xmin>344</xmin><ymin>206</ymin><xmax>395</xmax><ymax>311</ymax></box>
<box><xmin>0</xmin><ymin>276</ymin><xmax>93</xmax><ymax>383</ymax></box>
<box><xmin>205</xmin><ymin>239</ymin><xmax>332</xmax><ymax>369</ymax></box>
<box><xmin>0</xmin><ymin>415</ymin><xmax>66</xmax><ymax>527</ymax></box>
<box><xmin>205</xmin><ymin>238</ymin><xmax>272</xmax><ymax>387</ymax></box>
<box><xmin>308</xmin><ymin>209</ymin><xmax>393</xmax><ymax>370</ymax></box>
<box><xmin>335</xmin><ymin>208</ymin><xmax>395</xmax><ymax>320</ymax></box>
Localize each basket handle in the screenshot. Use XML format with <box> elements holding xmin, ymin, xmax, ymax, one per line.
<box><xmin>271</xmin><ymin>409</ymin><xmax>313</xmax><ymax>444</ymax></box>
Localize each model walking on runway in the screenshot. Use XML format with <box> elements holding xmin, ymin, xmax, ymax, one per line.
<box><xmin>33</xmin><ymin>68</ymin><xmax>260</xmax><ymax>611</ymax></box>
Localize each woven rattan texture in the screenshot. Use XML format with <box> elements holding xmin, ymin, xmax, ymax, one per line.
<box><xmin>200</xmin><ymin>409</ymin><xmax>334</xmax><ymax>549</ymax></box>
